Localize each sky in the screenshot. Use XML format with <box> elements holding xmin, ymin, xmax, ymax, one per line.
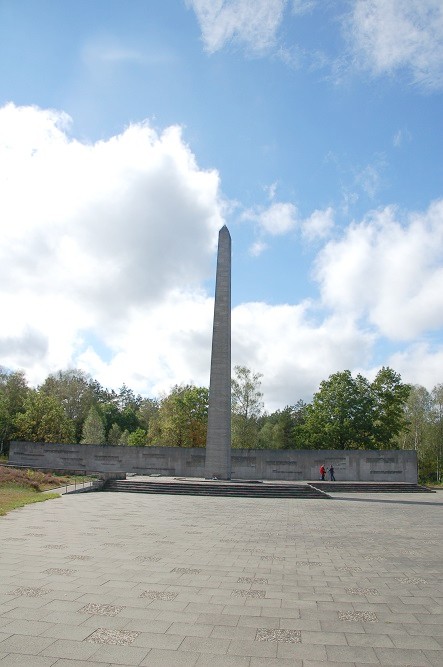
<box><xmin>0</xmin><ymin>0</ymin><xmax>442</xmax><ymax>412</ymax></box>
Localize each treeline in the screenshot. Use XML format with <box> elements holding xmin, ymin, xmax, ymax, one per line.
<box><xmin>0</xmin><ymin>365</ymin><xmax>441</xmax><ymax>481</ymax></box>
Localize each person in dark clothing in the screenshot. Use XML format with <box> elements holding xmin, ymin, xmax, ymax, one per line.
<box><xmin>328</xmin><ymin>465</ymin><xmax>335</xmax><ymax>481</ymax></box>
<box><xmin>320</xmin><ymin>464</ymin><xmax>326</xmax><ymax>481</ymax></box>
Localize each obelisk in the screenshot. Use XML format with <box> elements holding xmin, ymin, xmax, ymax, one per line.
<box><xmin>205</xmin><ymin>225</ymin><xmax>231</xmax><ymax>480</ymax></box>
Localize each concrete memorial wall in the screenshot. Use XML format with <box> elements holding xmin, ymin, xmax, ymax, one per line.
<box><xmin>9</xmin><ymin>441</ymin><xmax>417</xmax><ymax>482</ymax></box>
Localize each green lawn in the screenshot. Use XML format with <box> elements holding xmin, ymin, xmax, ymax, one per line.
<box><xmin>0</xmin><ymin>484</ymin><xmax>59</xmax><ymax>516</ymax></box>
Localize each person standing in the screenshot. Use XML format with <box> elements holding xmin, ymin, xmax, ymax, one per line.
<box><xmin>328</xmin><ymin>464</ymin><xmax>335</xmax><ymax>481</ymax></box>
<box><xmin>320</xmin><ymin>464</ymin><xmax>326</xmax><ymax>481</ymax></box>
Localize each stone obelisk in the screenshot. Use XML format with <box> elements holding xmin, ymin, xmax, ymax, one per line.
<box><xmin>205</xmin><ymin>225</ymin><xmax>231</xmax><ymax>480</ymax></box>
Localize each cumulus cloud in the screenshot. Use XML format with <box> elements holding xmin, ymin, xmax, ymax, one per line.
<box><xmin>301</xmin><ymin>207</ymin><xmax>334</xmax><ymax>241</ymax></box>
<box><xmin>346</xmin><ymin>0</ymin><xmax>443</xmax><ymax>89</ymax></box>
<box><xmin>388</xmin><ymin>343</ymin><xmax>443</xmax><ymax>390</ymax></box>
<box><xmin>241</xmin><ymin>201</ymin><xmax>298</xmax><ymax>255</ymax></box>
<box><xmin>314</xmin><ymin>200</ymin><xmax>443</xmax><ymax>340</ymax></box>
<box><xmin>291</xmin><ymin>0</ymin><xmax>317</xmax><ymax>16</ymax></box>
<box><xmin>186</xmin><ymin>0</ymin><xmax>286</xmax><ymax>54</ymax></box>
<box><xmin>2</xmin><ymin>103</ymin><xmax>442</xmax><ymax>408</ymax></box>
<box><xmin>257</xmin><ymin>202</ymin><xmax>298</xmax><ymax>235</ymax></box>
<box><xmin>232</xmin><ymin>303</ymin><xmax>375</xmax><ymax>409</ymax></box>
<box><xmin>0</xmin><ymin>103</ymin><xmax>223</xmax><ymax>384</ymax></box>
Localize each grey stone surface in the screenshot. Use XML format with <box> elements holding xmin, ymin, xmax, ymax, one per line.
<box><xmin>9</xmin><ymin>440</ymin><xmax>418</xmax><ymax>481</ymax></box>
<box><xmin>205</xmin><ymin>225</ymin><xmax>232</xmax><ymax>480</ymax></box>
<box><xmin>0</xmin><ymin>488</ymin><xmax>441</xmax><ymax>666</ymax></box>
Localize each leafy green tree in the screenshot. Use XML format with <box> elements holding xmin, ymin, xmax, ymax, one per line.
<box><xmin>117</xmin><ymin>384</ymin><xmax>142</xmax><ymax>410</ymax></box>
<box><xmin>40</xmin><ymin>369</ymin><xmax>98</xmax><ymax>441</ymax></box>
<box><xmin>150</xmin><ymin>385</ymin><xmax>208</xmax><ymax>448</ymax></box>
<box><xmin>302</xmin><ymin>371</ymin><xmax>375</xmax><ymax>450</ymax></box>
<box><xmin>81</xmin><ymin>405</ymin><xmax>106</xmax><ymax>444</ymax></box>
<box><xmin>259</xmin><ymin>400</ymin><xmax>306</xmax><ymax>449</ymax></box>
<box><xmin>400</xmin><ymin>385</ymin><xmax>431</xmax><ymax>451</ymax></box>
<box><xmin>107</xmin><ymin>422</ymin><xmax>123</xmax><ymax>446</ymax></box>
<box><xmin>127</xmin><ymin>428</ymin><xmax>148</xmax><ymax>447</ymax></box>
<box><xmin>0</xmin><ymin>368</ymin><xmax>30</xmax><ymax>454</ymax></box>
<box><xmin>430</xmin><ymin>384</ymin><xmax>443</xmax><ymax>482</ymax></box>
<box><xmin>120</xmin><ymin>429</ymin><xmax>130</xmax><ymax>446</ymax></box>
<box><xmin>371</xmin><ymin>367</ymin><xmax>411</xmax><ymax>448</ymax></box>
<box><xmin>231</xmin><ymin>366</ymin><xmax>264</xmax><ymax>449</ymax></box>
<box><xmin>137</xmin><ymin>398</ymin><xmax>159</xmax><ymax>431</ymax></box>
<box><xmin>258</xmin><ymin>403</ymin><xmax>306</xmax><ymax>449</ymax></box>
<box><xmin>13</xmin><ymin>391</ymin><xmax>75</xmax><ymax>444</ymax></box>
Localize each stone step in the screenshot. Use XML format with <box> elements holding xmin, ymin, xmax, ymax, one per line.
<box><xmin>309</xmin><ymin>482</ymin><xmax>435</xmax><ymax>493</ymax></box>
<box><xmin>104</xmin><ymin>480</ymin><xmax>330</xmax><ymax>499</ymax></box>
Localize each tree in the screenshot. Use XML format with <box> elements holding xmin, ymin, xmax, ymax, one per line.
<box><xmin>137</xmin><ymin>398</ymin><xmax>159</xmax><ymax>431</ymax></box>
<box><xmin>81</xmin><ymin>405</ymin><xmax>105</xmax><ymax>445</ymax></box>
<box><xmin>400</xmin><ymin>385</ymin><xmax>431</xmax><ymax>451</ymax></box>
<box><xmin>149</xmin><ymin>385</ymin><xmax>208</xmax><ymax>448</ymax></box>
<box><xmin>302</xmin><ymin>371</ymin><xmax>375</xmax><ymax>450</ymax></box>
<box><xmin>39</xmin><ymin>369</ymin><xmax>98</xmax><ymax>441</ymax></box>
<box><xmin>107</xmin><ymin>422</ymin><xmax>123</xmax><ymax>446</ymax></box>
<box><xmin>430</xmin><ymin>384</ymin><xmax>443</xmax><ymax>482</ymax></box>
<box><xmin>13</xmin><ymin>391</ymin><xmax>75</xmax><ymax>444</ymax></box>
<box><xmin>0</xmin><ymin>368</ymin><xmax>30</xmax><ymax>454</ymax></box>
<box><xmin>371</xmin><ymin>367</ymin><xmax>411</xmax><ymax>448</ymax></box>
<box><xmin>258</xmin><ymin>403</ymin><xmax>306</xmax><ymax>449</ymax></box>
<box><xmin>231</xmin><ymin>366</ymin><xmax>264</xmax><ymax>449</ymax></box>
<box><xmin>127</xmin><ymin>428</ymin><xmax>148</xmax><ymax>447</ymax></box>
<box><xmin>117</xmin><ymin>384</ymin><xmax>143</xmax><ymax>411</ymax></box>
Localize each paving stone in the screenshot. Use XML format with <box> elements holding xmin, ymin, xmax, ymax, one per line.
<box><xmin>140</xmin><ymin>590</ymin><xmax>178</xmax><ymax>601</ymax></box>
<box><xmin>250</xmin><ymin>659</ymin><xmax>302</xmax><ymax>667</ymax></box>
<box><xmin>139</xmin><ymin>648</ymin><xmax>199</xmax><ymax>666</ymax></box>
<box><xmin>172</xmin><ymin>568</ymin><xmax>202</xmax><ymax>575</ymax></box>
<box><xmin>78</xmin><ymin>603</ymin><xmax>124</xmax><ymax>617</ymax></box>
<box><xmin>326</xmin><ymin>644</ymin><xmax>380</xmax><ymax>663</ymax></box>
<box><xmin>180</xmin><ymin>636</ymin><xmax>231</xmax><ymax>654</ymax></box>
<box><xmin>338</xmin><ymin>610</ymin><xmax>378</xmax><ymax>622</ymax></box>
<box><xmin>0</xmin><ymin>655</ymin><xmax>58</xmax><ymax>666</ymax></box>
<box><xmin>85</xmin><ymin>643</ymin><xmax>150</xmax><ymax>664</ymax></box>
<box><xmin>49</xmin><ymin>662</ymin><xmax>112</xmax><ymax>667</ymax></box>
<box><xmin>7</xmin><ymin>587</ymin><xmax>52</xmax><ymax>598</ymax></box>
<box><xmin>1</xmin><ymin>483</ymin><xmax>441</xmax><ymax>666</ymax></box>
<box><xmin>194</xmin><ymin>655</ymin><xmax>251</xmax><ymax>667</ymax></box>
<box><xmin>375</xmin><ymin>646</ymin><xmax>434</xmax><ymax>665</ymax></box>
<box><xmin>0</xmin><ymin>619</ymin><xmax>54</xmax><ymax>635</ymax></box>
<box><xmin>86</xmin><ymin>628</ymin><xmax>140</xmax><ymax>645</ymax></box>
<box><xmin>167</xmin><ymin>622</ymin><xmax>214</xmax><ymax>637</ymax></box>
<box><xmin>231</xmin><ymin>589</ymin><xmax>266</xmax><ymax>599</ymax></box>
<box><xmin>0</xmin><ymin>633</ymin><xmax>56</xmax><ymax>654</ymax></box>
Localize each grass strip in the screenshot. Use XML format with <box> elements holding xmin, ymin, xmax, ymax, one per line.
<box><xmin>0</xmin><ymin>484</ymin><xmax>59</xmax><ymax>516</ymax></box>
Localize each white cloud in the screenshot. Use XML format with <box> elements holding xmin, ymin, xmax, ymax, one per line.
<box><xmin>258</xmin><ymin>202</ymin><xmax>298</xmax><ymax>235</ymax></box>
<box><xmin>346</xmin><ymin>0</ymin><xmax>443</xmax><ymax>89</ymax></box>
<box><xmin>354</xmin><ymin>162</ymin><xmax>383</xmax><ymax>199</ymax></box>
<box><xmin>232</xmin><ymin>303</ymin><xmax>375</xmax><ymax>410</ymax></box>
<box><xmin>243</xmin><ymin>201</ymin><xmax>298</xmax><ymax>236</ymax></box>
<box><xmin>301</xmin><ymin>207</ymin><xmax>335</xmax><ymax>240</ymax></box>
<box><xmin>249</xmin><ymin>240</ymin><xmax>268</xmax><ymax>257</ymax></box>
<box><xmin>314</xmin><ymin>199</ymin><xmax>443</xmax><ymax>340</ymax></box>
<box><xmin>186</xmin><ymin>0</ymin><xmax>286</xmax><ymax>54</ymax></box>
<box><xmin>291</xmin><ymin>0</ymin><xmax>317</xmax><ymax>16</ymax></box>
<box><xmin>1</xmin><ymin>103</ymin><xmax>442</xmax><ymax>410</ymax></box>
<box><xmin>393</xmin><ymin>128</ymin><xmax>412</xmax><ymax>147</ymax></box>
<box><xmin>0</xmin><ymin>103</ymin><xmax>223</xmax><ymax>385</ymax></box>
<box><xmin>388</xmin><ymin>343</ymin><xmax>443</xmax><ymax>391</ymax></box>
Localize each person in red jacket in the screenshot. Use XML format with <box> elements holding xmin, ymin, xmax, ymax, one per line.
<box><xmin>320</xmin><ymin>464</ymin><xmax>326</xmax><ymax>481</ymax></box>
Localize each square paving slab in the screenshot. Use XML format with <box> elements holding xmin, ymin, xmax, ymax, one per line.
<box><xmin>0</xmin><ymin>487</ymin><xmax>442</xmax><ymax>666</ymax></box>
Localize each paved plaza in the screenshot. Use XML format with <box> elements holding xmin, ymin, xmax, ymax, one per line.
<box><xmin>0</xmin><ymin>487</ymin><xmax>442</xmax><ymax>667</ymax></box>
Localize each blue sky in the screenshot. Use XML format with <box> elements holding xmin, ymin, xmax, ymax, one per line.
<box><xmin>0</xmin><ymin>0</ymin><xmax>442</xmax><ymax>410</ymax></box>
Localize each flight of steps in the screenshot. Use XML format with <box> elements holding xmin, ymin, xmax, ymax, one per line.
<box><xmin>309</xmin><ymin>482</ymin><xmax>435</xmax><ymax>493</ymax></box>
<box><xmin>103</xmin><ymin>479</ymin><xmax>331</xmax><ymax>499</ymax></box>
